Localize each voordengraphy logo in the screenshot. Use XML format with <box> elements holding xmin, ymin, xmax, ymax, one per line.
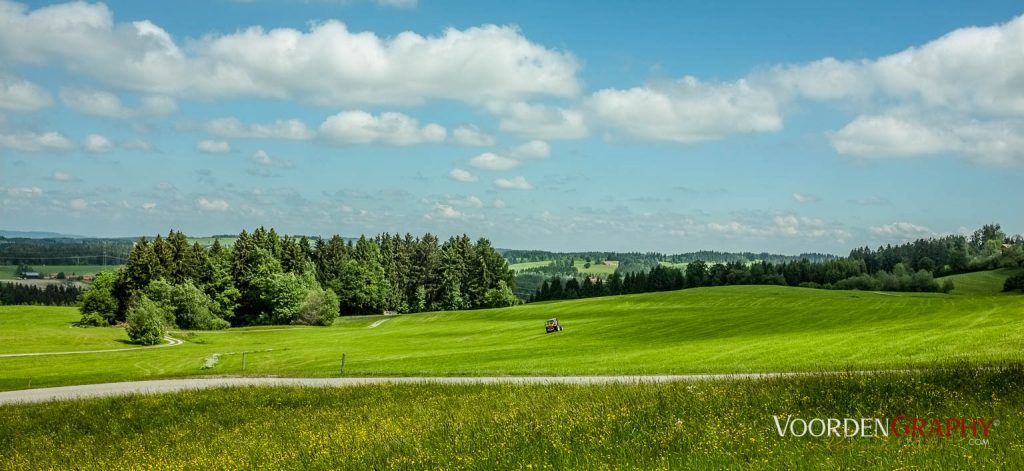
<box><xmin>772</xmin><ymin>416</ymin><xmax>997</xmax><ymax>444</ymax></box>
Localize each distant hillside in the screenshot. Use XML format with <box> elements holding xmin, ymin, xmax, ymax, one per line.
<box><xmin>0</xmin><ymin>230</ymin><xmax>86</xmax><ymax>239</ymax></box>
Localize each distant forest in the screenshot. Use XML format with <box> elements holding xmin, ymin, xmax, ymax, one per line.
<box><xmin>530</xmin><ymin>224</ymin><xmax>1024</xmax><ymax>302</ymax></box>
<box><xmin>0</xmin><ymin>237</ymin><xmax>132</xmax><ymax>265</ymax></box>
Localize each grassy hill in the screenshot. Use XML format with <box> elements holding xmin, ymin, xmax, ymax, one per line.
<box><xmin>937</xmin><ymin>268</ymin><xmax>1022</xmax><ymax>295</ymax></box>
<box><xmin>3</xmin><ymin>277</ymin><xmax>1023</xmax><ymax>391</ymax></box>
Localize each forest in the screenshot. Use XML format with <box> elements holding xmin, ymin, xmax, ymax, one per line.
<box><xmin>76</xmin><ymin>228</ymin><xmax>517</xmax><ymax>343</ymax></box>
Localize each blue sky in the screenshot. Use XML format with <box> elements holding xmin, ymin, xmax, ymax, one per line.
<box><xmin>1</xmin><ymin>0</ymin><xmax>1022</xmax><ymax>253</ymax></box>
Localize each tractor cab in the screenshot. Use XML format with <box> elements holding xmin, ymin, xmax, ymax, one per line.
<box><xmin>545</xmin><ymin>318</ymin><xmax>563</xmax><ymax>333</ymax></box>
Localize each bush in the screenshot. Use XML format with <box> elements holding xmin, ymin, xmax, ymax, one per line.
<box><xmin>1004</xmin><ymin>273</ymin><xmax>1024</xmax><ymax>293</ymax></box>
<box><xmin>941</xmin><ymin>278</ymin><xmax>956</xmax><ymax>293</ymax></box>
<box><xmin>484</xmin><ymin>280</ymin><xmax>519</xmax><ymax>308</ymax></box>
<box><xmin>296</xmin><ymin>288</ymin><xmax>340</xmax><ymax>326</ymax></box>
<box><xmin>126</xmin><ymin>295</ymin><xmax>168</xmax><ymax>345</ymax></box>
<box><xmin>75</xmin><ymin>312</ymin><xmax>110</xmax><ymax>327</ymax></box>
<box><xmin>833</xmin><ymin>274</ymin><xmax>880</xmax><ymax>291</ymax></box>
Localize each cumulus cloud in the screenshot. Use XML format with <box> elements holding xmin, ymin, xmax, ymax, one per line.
<box><xmin>142</xmin><ymin>202</ymin><xmax>156</xmax><ymax>210</ymax></box>
<box><xmin>706</xmin><ymin>214</ymin><xmax>849</xmax><ymax>241</ymax></box>
<box><xmin>589</xmin><ymin>77</ymin><xmax>782</xmax><ymax>143</ymax></box>
<box><xmin>59</xmin><ymin>88</ymin><xmax>176</xmax><ymax>118</ymax></box>
<box><xmin>429</xmin><ymin>203</ymin><xmax>462</xmax><ymax>220</ymax></box>
<box><xmin>469</xmin><ymin>152</ymin><xmax>520</xmax><ymax>170</ymax></box>
<box><xmin>0</xmin><ymin>2</ymin><xmax>579</xmax><ymax>106</ymax></box>
<box><xmin>196</xmin><ymin>139</ymin><xmax>230</xmax><ymax>153</ymax></box>
<box><xmin>829</xmin><ymin>114</ymin><xmax>1024</xmax><ymax>165</ymax></box>
<box><xmin>52</xmin><ymin>170</ymin><xmax>76</xmax><ymax>182</ymax></box>
<box><xmin>197</xmin><ymin>197</ymin><xmax>229</xmax><ymax>211</ymax></box>
<box><xmin>448</xmin><ymin>168</ymin><xmax>479</xmax><ymax>183</ymax></box>
<box><xmin>792</xmin><ymin>193</ymin><xmax>820</xmax><ymax>204</ymax></box>
<box><xmin>870</xmin><ymin>222</ymin><xmax>932</xmax><ymax>239</ymax></box>
<box><xmin>69</xmin><ymin>198</ymin><xmax>87</xmax><ymax>210</ymax></box>
<box><xmin>319</xmin><ymin>111</ymin><xmax>445</xmax><ymax>145</ymax></box>
<box><xmin>250</xmin><ymin>149</ymin><xmax>291</xmax><ymax>167</ymax></box>
<box><xmin>205</xmin><ymin>117</ymin><xmax>313</xmax><ymax>140</ymax></box>
<box><xmin>488</xmin><ymin>101</ymin><xmax>588</xmax><ymax>140</ymax></box>
<box><xmin>510</xmin><ymin>140</ymin><xmax>550</xmax><ymax>159</ymax></box>
<box><xmin>494</xmin><ymin>176</ymin><xmax>532</xmax><ymax>190</ymax></box>
<box><xmin>0</xmin><ymin>74</ymin><xmax>52</xmax><ymax>111</ymax></box>
<box><xmin>452</xmin><ymin>124</ymin><xmax>494</xmax><ymax>146</ymax></box>
<box><xmin>6</xmin><ymin>186</ymin><xmax>42</xmax><ymax>198</ymax></box>
<box><xmin>83</xmin><ymin>134</ymin><xmax>113</xmax><ymax>153</ymax></box>
<box><xmin>0</xmin><ymin>131</ymin><xmax>74</xmax><ymax>152</ymax></box>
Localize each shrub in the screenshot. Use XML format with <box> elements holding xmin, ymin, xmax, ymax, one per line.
<box><xmin>296</xmin><ymin>288</ymin><xmax>340</xmax><ymax>326</ymax></box>
<box><xmin>941</xmin><ymin>279</ymin><xmax>955</xmax><ymax>293</ymax></box>
<box><xmin>1004</xmin><ymin>273</ymin><xmax>1024</xmax><ymax>293</ymax></box>
<box><xmin>126</xmin><ymin>295</ymin><xmax>168</xmax><ymax>345</ymax></box>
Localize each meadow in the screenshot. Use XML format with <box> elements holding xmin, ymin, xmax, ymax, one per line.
<box><xmin>1</xmin><ymin>270</ymin><xmax>1022</xmax><ymax>392</ymax></box>
<box><xmin>1</xmin><ymin>363</ymin><xmax>1021</xmax><ymax>469</ymax></box>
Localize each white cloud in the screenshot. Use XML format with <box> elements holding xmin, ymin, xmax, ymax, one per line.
<box><xmin>469</xmin><ymin>152</ymin><xmax>520</xmax><ymax>170</ymax></box>
<box><xmin>452</xmin><ymin>124</ymin><xmax>494</xmax><ymax>146</ymax></box>
<box><xmin>448</xmin><ymin>168</ymin><xmax>479</xmax><ymax>183</ymax></box>
<box><xmin>446</xmin><ymin>195</ymin><xmax>483</xmax><ymax>208</ymax></box>
<box><xmin>53</xmin><ymin>171</ymin><xmax>75</xmax><ymax>182</ymax></box>
<box><xmin>429</xmin><ymin>203</ymin><xmax>462</xmax><ymax>220</ymax></box>
<box><xmin>0</xmin><ymin>3</ymin><xmax>579</xmax><ymax>106</ymax></box>
<box><xmin>494</xmin><ymin>176</ymin><xmax>532</xmax><ymax>190</ymax></box>
<box><xmin>6</xmin><ymin>186</ymin><xmax>42</xmax><ymax>198</ymax></box>
<box><xmin>0</xmin><ymin>131</ymin><xmax>74</xmax><ymax>152</ymax></box>
<box><xmin>197</xmin><ymin>197</ymin><xmax>229</xmax><ymax>211</ymax></box>
<box><xmin>488</xmin><ymin>101</ymin><xmax>588</xmax><ymax>140</ymax></box>
<box><xmin>60</xmin><ymin>88</ymin><xmax>176</xmax><ymax>118</ymax></box>
<box><xmin>69</xmin><ymin>198</ymin><xmax>87</xmax><ymax>210</ymax></box>
<box><xmin>206</xmin><ymin>117</ymin><xmax>313</xmax><ymax>140</ymax></box>
<box><xmin>83</xmin><ymin>134</ymin><xmax>113</xmax><ymax>153</ymax></box>
<box><xmin>589</xmin><ymin>77</ymin><xmax>782</xmax><ymax>143</ymax></box>
<box><xmin>829</xmin><ymin>114</ymin><xmax>1024</xmax><ymax>165</ymax></box>
<box><xmin>510</xmin><ymin>140</ymin><xmax>550</xmax><ymax>159</ymax></box>
<box><xmin>493</xmin><ymin>199</ymin><xmax>506</xmax><ymax>208</ymax></box>
<box><xmin>870</xmin><ymin>222</ymin><xmax>932</xmax><ymax>239</ymax></box>
<box><xmin>319</xmin><ymin>111</ymin><xmax>445</xmax><ymax>145</ymax></box>
<box><xmin>792</xmin><ymin>193</ymin><xmax>820</xmax><ymax>204</ymax></box>
<box><xmin>196</xmin><ymin>139</ymin><xmax>231</xmax><ymax>153</ymax></box>
<box><xmin>142</xmin><ymin>202</ymin><xmax>156</xmax><ymax>210</ymax></box>
<box><xmin>250</xmin><ymin>149</ymin><xmax>291</xmax><ymax>167</ymax></box>
<box><xmin>828</xmin><ymin>115</ymin><xmax>955</xmax><ymax>157</ymax></box>
<box><xmin>0</xmin><ymin>75</ymin><xmax>52</xmax><ymax>111</ymax></box>
<box><xmin>706</xmin><ymin>214</ymin><xmax>848</xmax><ymax>241</ymax></box>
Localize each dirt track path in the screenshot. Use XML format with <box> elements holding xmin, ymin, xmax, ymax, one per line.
<box><xmin>0</xmin><ymin>373</ymin><xmax>806</xmax><ymax>405</ymax></box>
<box><xmin>0</xmin><ymin>335</ymin><xmax>183</xmax><ymax>358</ymax></box>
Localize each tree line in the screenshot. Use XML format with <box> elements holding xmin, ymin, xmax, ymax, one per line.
<box><xmin>77</xmin><ymin>228</ymin><xmax>518</xmax><ymax>343</ymax></box>
<box><xmin>529</xmin><ymin>223</ymin><xmax>1023</xmax><ymax>302</ymax></box>
<box><xmin>0</xmin><ymin>282</ymin><xmax>83</xmax><ymax>306</ymax></box>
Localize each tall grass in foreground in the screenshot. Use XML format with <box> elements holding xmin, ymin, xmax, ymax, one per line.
<box><xmin>1</xmin><ymin>362</ymin><xmax>1022</xmax><ymax>469</ymax></box>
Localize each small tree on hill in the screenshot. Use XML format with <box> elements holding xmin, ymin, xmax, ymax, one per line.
<box><xmin>126</xmin><ymin>295</ymin><xmax>167</xmax><ymax>345</ymax></box>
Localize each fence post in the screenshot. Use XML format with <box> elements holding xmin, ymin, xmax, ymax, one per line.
<box><xmin>242</xmin><ymin>351</ymin><xmax>246</xmax><ymax>371</ymax></box>
<box><xmin>340</xmin><ymin>353</ymin><xmax>346</xmax><ymax>376</ymax></box>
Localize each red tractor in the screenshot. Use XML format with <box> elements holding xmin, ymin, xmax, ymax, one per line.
<box><xmin>545</xmin><ymin>318</ymin><xmax>563</xmax><ymax>334</ymax></box>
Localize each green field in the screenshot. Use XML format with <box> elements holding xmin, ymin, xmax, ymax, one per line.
<box><xmin>937</xmin><ymin>268</ymin><xmax>1021</xmax><ymax>295</ymax></box>
<box><xmin>2</xmin><ymin>270</ymin><xmax>1022</xmax><ymax>392</ymax></box>
<box><xmin>2</xmin><ymin>364</ymin><xmax>1020</xmax><ymax>469</ymax></box>
<box><xmin>509</xmin><ymin>259</ymin><xmax>618</xmax><ymax>276</ymax></box>
<box><xmin>0</xmin><ymin>264</ymin><xmax>120</xmax><ymax>280</ymax></box>
<box><xmin>509</xmin><ymin>260</ymin><xmax>553</xmax><ymax>272</ymax></box>
<box><xmin>188</xmin><ymin>236</ymin><xmax>238</xmax><ymax>248</ymax></box>
<box><xmin>575</xmin><ymin>260</ymin><xmax>618</xmax><ymax>275</ymax></box>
